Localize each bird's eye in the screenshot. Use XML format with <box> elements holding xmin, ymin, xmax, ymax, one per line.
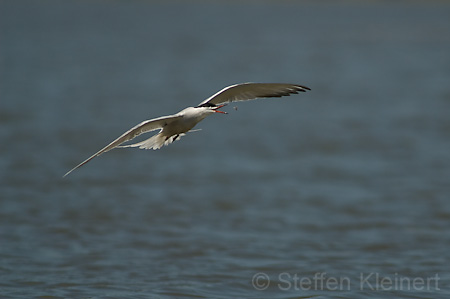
<box><xmin>197</xmin><ymin>103</ymin><xmax>216</xmax><ymax>108</ymax></box>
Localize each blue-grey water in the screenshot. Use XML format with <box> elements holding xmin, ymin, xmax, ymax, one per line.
<box><xmin>1</xmin><ymin>1</ymin><xmax>450</xmax><ymax>298</ymax></box>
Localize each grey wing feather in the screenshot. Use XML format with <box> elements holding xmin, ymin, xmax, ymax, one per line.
<box><xmin>63</xmin><ymin>114</ymin><xmax>182</xmax><ymax>177</ymax></box>
<box><xmin>198</xmin><ymin>83</ymin><xmax>310</xmax><ymax>106</ymax></box>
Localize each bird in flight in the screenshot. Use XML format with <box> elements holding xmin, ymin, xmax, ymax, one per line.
<box><xmin>63</xmin><ymin>82</ymin><xmax>310</xmax><ymax>177</ymax></box>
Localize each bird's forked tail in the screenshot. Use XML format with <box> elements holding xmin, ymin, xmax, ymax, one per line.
<box><xmin>117</xmin><ymin>132</ymin><xmax>186</xmax><ymax>150</ymax></box>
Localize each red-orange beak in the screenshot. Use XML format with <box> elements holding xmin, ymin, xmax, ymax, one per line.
<box><xmin>214</xmin><ymin>104</ymin><xmax>228</xmax><ymax>114</ymax></box>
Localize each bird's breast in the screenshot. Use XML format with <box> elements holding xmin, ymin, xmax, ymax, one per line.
<box><xmin>163</xmin><ymin>115</ymin><xmax>200</xmax><ymax>136</ymax></box>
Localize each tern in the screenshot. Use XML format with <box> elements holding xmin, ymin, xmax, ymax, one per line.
<box><xmin>63</xmin><ymin>82</ymin><xmax>310</xmax><ymax>177</ymax></box>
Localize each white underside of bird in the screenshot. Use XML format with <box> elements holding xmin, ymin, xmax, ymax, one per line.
<box><xmin>63</xmin><ymin>82</ymin><xmax>310</xmax><ymax>177</ymax></box>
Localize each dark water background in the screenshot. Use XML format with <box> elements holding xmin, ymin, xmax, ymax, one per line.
<box><xmin>1</xmin><ymin>1</ymin><xmax>450</xmax><ymax>298</ymax></box>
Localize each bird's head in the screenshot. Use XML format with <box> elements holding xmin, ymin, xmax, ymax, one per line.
<box><xmin>195</xmin><ymin>103</ymin><xmax>228</xmax><ymax>115</ymax></box>
<box><xmin>178</xmin><ymin>104</ymin><xmax>228</xmax><ymax>122</ymax></box>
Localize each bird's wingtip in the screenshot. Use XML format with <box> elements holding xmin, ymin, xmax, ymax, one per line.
<box><xmin>296</xmin><ymin>84</ymin><xmax>311</xmax><ymax>91</ymax></box>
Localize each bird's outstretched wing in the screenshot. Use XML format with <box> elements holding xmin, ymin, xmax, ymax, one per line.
<box><xmin>63</xmin><ymin>114</ymin><xmax>182</xmax><ymax>177</ymax></box>
<box><xmin>197</xmin><ymin>83</ymin><xmax>310</xmax><ymax>107</ymax></box>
